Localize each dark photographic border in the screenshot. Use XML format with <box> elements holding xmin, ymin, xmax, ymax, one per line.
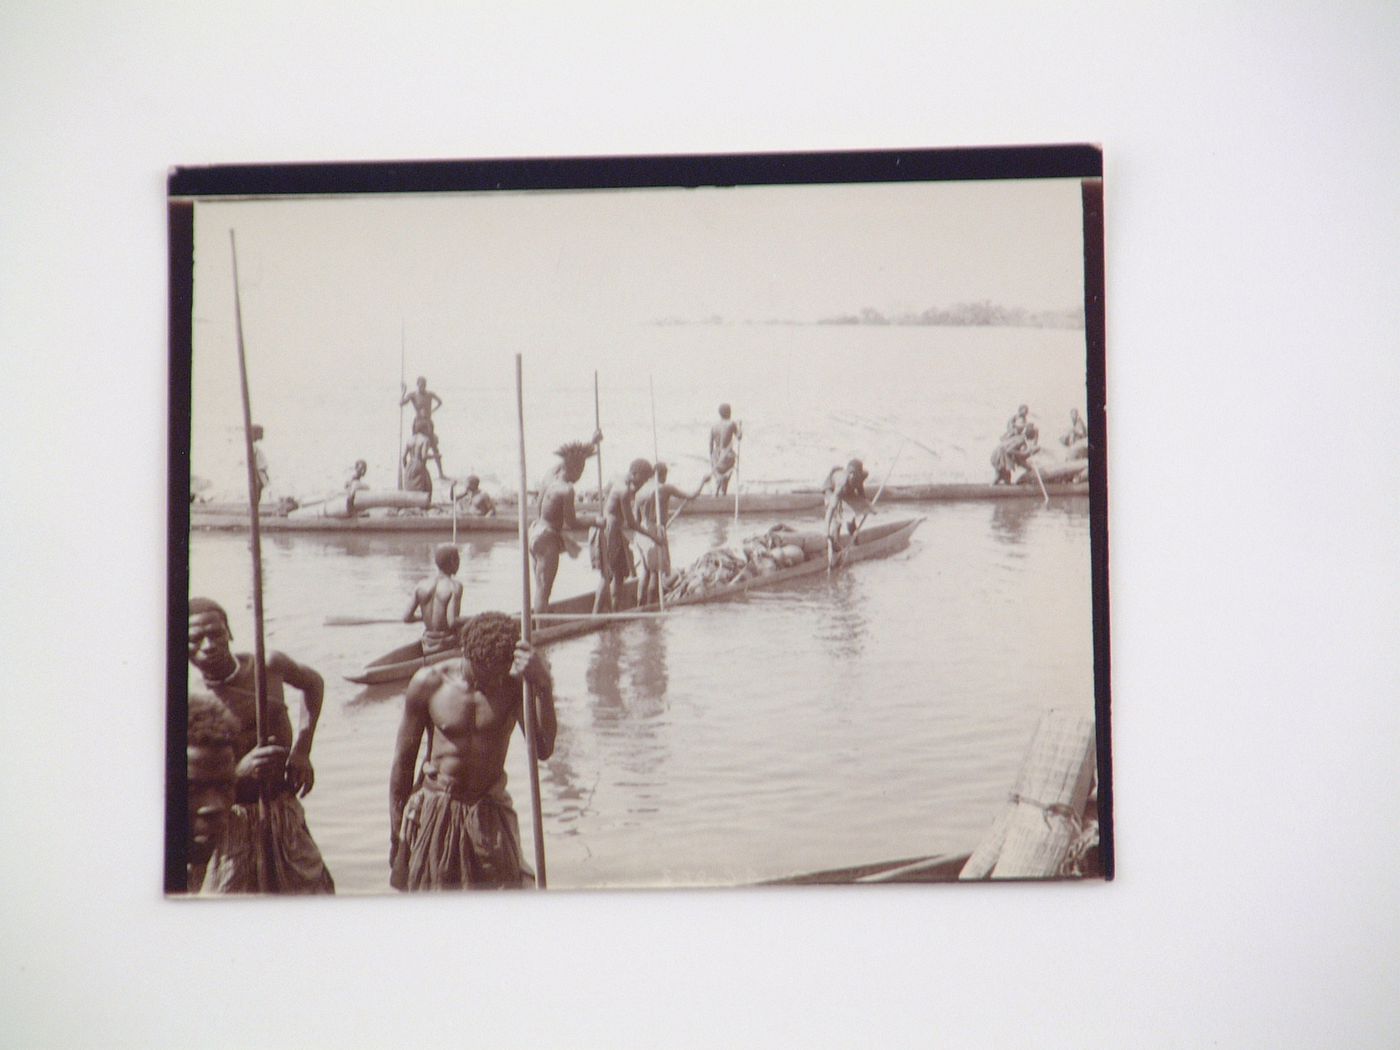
<box><xmin>165</xmin><ymin>144</ymin><xmax>1110</xmax><ymax>892</ymax></box>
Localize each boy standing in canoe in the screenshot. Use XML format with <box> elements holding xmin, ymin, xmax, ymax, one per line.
<box><xmin>390</xmin><ymin>612</ymin><xmax>556</xmax><ymax>890</ymax></box>
<box><xmin>404</xmin><ymin>544</ymin><xmax>464</xmax><ymax>656</ymax></box>
<box><xmin>592</xmin><ymin>458</ymin><xmax>662</xmax><ymax>614</ymax></box>
<box><xmin>401</xmin><ymin>376</ymin><xmax>447</xmax><ymax>480</ymax></box>
<box><xmin>709</xmin><ymin>403</ymin><xmax>742</xmax><ymax>496</ymax></box>
<box><xmin>633</xmin><ymin>462</ymin><xmax>709</xmax><ymax>606</ymax></box>
<box><xmin>528</xmin><ymin>432</ymin><xmax>603</xmax><ymax>612</ymax></box>
<box><xmin>186</xmin><ymin>597</ymin><xmax>334</xmax><ymax>894</ymax></box>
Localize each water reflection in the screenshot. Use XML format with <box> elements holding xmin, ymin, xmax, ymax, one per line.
<box><xmin>584</xmin><ymin>625</ymin><xmax>671</xmax><ymax>782</ymax></box>
<box><xmin>812</xmin><ymin>573</ymin><xmax>869</xmax><ymax>662</ymax></box>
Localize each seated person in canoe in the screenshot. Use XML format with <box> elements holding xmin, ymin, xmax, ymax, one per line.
<box><xmin>529</xmin><ymin>432</ymin><xmax>603</xmax><ymax>612</ymax></box>
<box><xmin>390</xmin><ymin>612</ymin><xmax>556</xmax><ymax>890</ymax></box>
<box><xmin>343</xmin><ymin>459</ymin><xmax>370</xmax><ymax>512</ymax></box>
<box><xmin>400</xmin><ymin>376</ymin><xmax>447</xmax><ymax>480</ymax></box>
<box><xmin>404</xmin><ymin>543</ymin><xmax>464</xmax><ymax>656</ymax></box>
<box><xmin>592</xmin><ymin>458</ymin><xmax>662</xmax><ymax>614</ymax></box>
<box><xmin>402</xmin><ymin>419</ymin><xmax>435</xmax><ymax>500</ymax></box>
<box><xmin>453</xmin><ymin>474</ymin><xmax>496</xmax><ymax>516</ymax></box>
<box><xmin>709</xmin><ymin>403</ymin><xmax>743</xmax><ymax>496</ymax></box>
<box><xmin>633</xmin><ymin>461</ymin><xmax>709</xmax><ymax>606</ymax></box>
<box><xmin>1060</xmin><ymin>408</ymin><xmax>1089</xmax><ymax>459</ymax></box>
<box><xmin>185</xmin><ymin>690</ymin><xmax>239</xmax><ymax>894</ymax></box>
<box><xmin>186</xmin><ymin>597</ymin><xmax>334</xmax><ymax>894</ymax></box>
<box><xmin>823</xmin><ymin>458</ymin><xmax>874</xmax><ymax>562</ymax></box>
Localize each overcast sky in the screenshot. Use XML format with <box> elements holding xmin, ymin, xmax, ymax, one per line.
<box><xmin>191</xmin><ymin>176</ymin><xmax>1086</xmax><ymax>393</ymax></box>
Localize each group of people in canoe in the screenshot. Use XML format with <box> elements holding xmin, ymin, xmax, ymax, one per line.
<box><xmin>990</xmin><ymin>404</ymin><xmax>1090</xmax><ymax>486</ymax></box>
<box><xmin>181</xmin><ymin>402</ymin><xmax>751</xmax><ymax>894</ymax></box>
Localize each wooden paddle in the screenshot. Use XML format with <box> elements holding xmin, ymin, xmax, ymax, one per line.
<box><xmin>515</xmin><ymin>353</ymin><xmax>548</xmax><ymax>889</ymax></box>
<box><xmin>229</xmin><ymin>230</ymin><xmax>275</xmax><ymax>893</ymax></box>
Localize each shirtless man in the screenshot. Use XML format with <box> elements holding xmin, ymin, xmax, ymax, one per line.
<box><xmin>992</xmin><ymin>423</ymin><xmax>1042</xmax><ymax>485</ymax></box>
<box><xmin>400</xmin><ymin>376</ymin><xmax>447</xmax><ymax>480</ymax></box>
<box><xmin>343</xmin><ymin>459</ymin><xmax>370</xmax><ymax>513</ymax></box>
<box><xmin>823</xmin><ymin>458</ymin><xmax>875</xmax><ymax>565</ymax></box>
<box><xmin>389</xmin><ymin>612</ymin><xmax>557</xmax><ymax>890</ymax></box>
<box><xmin>403</xmin><ymin>419</ymin><xmax>435</xmax><ymax>500</ymax></box>
<box><xmin>453</xmin><ymin>475</ymin><xmax>496</xmax><ymax>517</ymax></box>
<box><xmin>186</xmin><ymin>597</ymin><xmax>334</xmax><ymax>893</ymax></box>
<box><xmin>592</xmin><ymin>459</ymin><xmax>662</xmax><ymax>614</ymax></box>
<box><xmin>528</xmin><ymin>432</ymin><xmax>603</xmax><ymax>612</ymax></box>
<box><xmin>709</xmin><ymin>404</ymin><xmax>743</xmax><ymax>496</ymax></box>
<box><xmin>633</xmin><ymin>462</ymin><xmax>709</xmax><ymax>606</ymax></box>
<box><xmin>405</xmin><ymin>544</ymin><xmax>465</xmax><ymax>656</ymax></box>
<box><xmin>185</xmin><ymin>690</ymin><xmax>239</xmax><ymax>893</ymax></box>
<box><xmin>1060</xmin><ymin>408</ymin><xmax>1089</xmax><ymax>458</ymax></box>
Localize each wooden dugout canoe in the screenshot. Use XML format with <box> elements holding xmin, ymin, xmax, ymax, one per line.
<box><xmin>192</xmin><ymin>484</ymin><xmax>1085</xmax><ymax>534</ymax></box>
<box><xmin>344</xmin><ymin>516</ymin><xmax>924</xmax><ymax>685</ymax></box>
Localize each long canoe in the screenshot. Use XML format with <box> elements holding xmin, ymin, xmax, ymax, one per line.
<box><xmin>345</xmin><ymin>516</ymin><xmax>923</xmax><ymax>685</ymax></box>
<box><xmin>193</xmin><ymin>483</ymin><xmax>1084</xmax><ymax>534</ymax></box>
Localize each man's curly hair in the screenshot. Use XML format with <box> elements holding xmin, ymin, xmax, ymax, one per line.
<box><xmin>188</xmin><ymin>690</ymin><xmax>239</xmax><ymax>748</ymax></box>
<box><xmin>554</xmin><ymin>441</ymin><xmax>595</xmax><ymax>470</ymax></box>
<box><xmin>460</xmin><ymin>612</ymin><xmax>520</xmax><ymax>681</ymax></box>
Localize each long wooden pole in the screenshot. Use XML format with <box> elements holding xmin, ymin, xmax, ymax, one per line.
<box><xmin>733</xmin><ymin>428</ymin><xmax>741</xmax><ymax>528</ymax></box>
<box><xmin>397</xmin><ymin>320</ymin><xmax>405</xmax><ymax>489</ymax></box>
<box><xmin>649</xmin><ymin>376</ymin><xmax>665</xmax><ymax>612</ymax></box>
<box><xmin>228</xmin><ymin>230</ymin><xmax>274</xmax><ymax>893</ymax></box>
<box><xmin>515</xmin><ymin>354</ymin><xmax>548</xmax><ymax>888</ymax></box>
<box><xmin>593</xmin><ymin>370</ymin><xmax>603</xmax><ymax>498</ymax></box>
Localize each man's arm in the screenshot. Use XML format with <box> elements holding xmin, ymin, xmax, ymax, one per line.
<box><xmin>512</xmin><ymin>643</ymin><xmax>557</xmax><ymax>760</ymax></box>
<box><xmin>390</xmin><ymin>670</ymin><xmax>435</xmax><ymax>852</ymax></box>
<box><xmin>270</xmin><ymin>651</ymin><xmax>324</xmax><ymax>797</ymax></box>
<box><xmin>448</xmin><ymin>581</ymin><xmax>463</xmax><ymax>624</ymax></box>
<box><xmin>430</xmin><ymin>391</ymin><xmax>443</xmax><ymax>412</ymax></box>
<box><xmin>403</xmin><ymin>583</ymin><xmax>424</xmax><ymax>624</ymax></box>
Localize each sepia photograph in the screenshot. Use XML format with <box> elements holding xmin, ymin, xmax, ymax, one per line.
<box><xmin>169</xmin><ymin>148</ymin><xmax>1109</xmax><ymax>895</ymax></box>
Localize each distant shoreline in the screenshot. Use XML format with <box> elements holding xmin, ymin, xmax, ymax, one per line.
<box><xmin>651</xmin><ymin>304</ymin><xmax>1085</xmax><ymax>330</ymax></box>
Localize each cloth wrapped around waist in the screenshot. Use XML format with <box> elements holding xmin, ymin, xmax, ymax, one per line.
<box><xmin>528</xmin><ymin>517</ymin><xmax>581</xmax><ymax>559</ymax></box>
<box><xmin>392</xmin><ymin>766</ymin><xmax>533</xmax><ymax>890</ymax></box>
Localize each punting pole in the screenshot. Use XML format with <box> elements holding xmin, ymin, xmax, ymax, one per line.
<box><xmin>593</xmin><ymin>370</ymin><xmax>604</xmax><ymax>499</ymax></box>
<box><xmin>397</xmin><ymin>320</ymin><xmax>405</xmax><ymax>490</ymax></box>
<box><xmin>649</xmin><ymin>376</ymin><xmax>665</xmax><ymax>612</ymax></box>
<box><xmin>1029</xmin><ymin>456</ymin><xmax>1050</xmax><ymax>506</ymax></box>
<box><xmin>733</xmin><ymin>427</ymin><xmax>741</xmax><ymax>528</ymax></box>
<box><xmin>228</xmin><ymin>230</ymin><xmax>274</xmax><ymax>893</ymax></box>
<box><xmin>515</xmin><ymin>354</ymin><xmax>548</xmax><ymax>888</ymax></box>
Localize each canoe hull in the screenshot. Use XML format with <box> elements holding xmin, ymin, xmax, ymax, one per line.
<box><xmin>345</xmin><ymin>517</ymin><xmax>923</xmax><ymax>685</ymax></box>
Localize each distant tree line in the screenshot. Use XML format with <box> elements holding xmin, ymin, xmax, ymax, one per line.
<box><xmin>817</xmin><ymin>301</ymin><xmax>1084</xmax><ymax>329</ymax></box>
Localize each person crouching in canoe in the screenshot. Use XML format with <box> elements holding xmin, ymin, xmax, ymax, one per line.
<box><xmin>186</xmin><ymin>597</ymin><xmax>334</xmax><ymax>894</ymax></box>
<box><xmin>404</xmin><ymin>543</ymin><xmax>464</xmax><ymax>656</ymax></box>
<box><xmin>991</xmin><ymin>423</ymin><xmax>1042</xmax><ymax>485</ymax></box>
<box><xmin>823</xmin><ymin>458</ymin><xmax>874</xmax><ymax>566</ymax></box>
<box><xmin>592</xmin><ymin>458</ymin><xmax>662</xmax><ymax>614</ymax></box>
<box><xmin>389</xmin><ymin>612</ymin><xmax>557</xmax><ymax>890</ymax></box>
<box><xmin>633</xmin><ymin>461</ymin><xmax>709</xmax><ymax>606</ymax></box>
<box><xmin>528</xmin><ymin>432</ymin><xmax>603</xmax><ymax>613</ymax></box>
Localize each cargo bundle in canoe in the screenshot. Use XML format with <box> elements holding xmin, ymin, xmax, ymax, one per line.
<box><xmin>345</xmin><ymin>516</ymin><xmax>923</xmax><ymax>685</ymax></box>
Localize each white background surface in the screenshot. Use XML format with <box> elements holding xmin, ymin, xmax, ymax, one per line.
<box><xmin>2</xmin><ymin>4</ymin><xmax>1397</xmax><ymax>1047</ymax></box>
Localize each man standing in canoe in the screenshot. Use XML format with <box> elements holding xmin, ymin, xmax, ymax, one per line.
<box><xmin>528</xmin><ymin>432</ymin><xmax>603</xmax><ymax>613</ymax></box>
<box><xmin>403</xmin><ymin>419</ymin><xmax>435</xmax><ymax>500</ymax></box>
<box><xmin>1003</xmin><ymin>403</ymin><xmax>1030</xmax><ymax>439</ymax></box>
<box><xmin>404</xmin><ymin>544</ymin><xmax>464</xmax><ymax>656</ymax></box>
<box><xmin>401</xmin><ymin>376</ymin><xmax>447</xmax><ymax>480</ymax></box>
<box><xmin>250</xmin><ymin>424</ymin><xmax>270</xmax><ymax>506</ymax></box>
<box><xmin>823</xmin><ymin>458</ymin><xmax>874</xmax><ymax>564</ymax></box>
<box><xmin>185</xmin><ymin>690</ymin><xmax>240</xmax><ymax>893</ymax></box>
<box><xmin>633</xmin><ymin>462</ymin><xmax>709</xmax><ymax>606</ymax></box>
<box><xmin>592</xmin><ymin>458</ymin><xmax>662</xmax><ymax>614</ymax></box>
<box><xmin>186</xmin><ymin>597</ymin><xmax>334</xmax><ymax>894</ymax></box>
<box><xmin>709</xmin><ymin>403</ymin><xmax>742</xmax><ymax>496</ymax></box>
<box><xmin>454</xmin><ymin>474</ymin><xmax>496</xmax><ymax>516</ymax></box>
<box><xmin>389</xmin><ymin>612</ymin><xmax>557</xmax><ymax>890</ymax></box>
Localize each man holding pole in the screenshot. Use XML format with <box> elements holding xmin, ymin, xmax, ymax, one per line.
<box><xmin>591</xmin><ymin>458</ymin><xmax>661</xmax><ymax>614</ymax></box>
<box><xmin>528</xmin><ymin>432</ymin><xmax>603</xmax><ymax>612</ymax></box>
<box><xmin>187</xmin><ymin>597</ymin><xmax>334</xmax><ymax>894</ymax></box>
<box><xmin>389</xmin><ymin>612</ymin><xmax>557</xmax><ymax>890</ymax></box>
<box><xmin>709</xmin><ymin>403</ymin><xmax>742</xmax><ymax>496</ymax></box>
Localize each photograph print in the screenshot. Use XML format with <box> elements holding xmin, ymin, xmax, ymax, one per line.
<box><xmin>168</xmin><ymin>147</ymin><xmax>1110</xmax><ymax>895</ymax></box>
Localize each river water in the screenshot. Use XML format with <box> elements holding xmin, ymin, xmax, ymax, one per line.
<box><xmin>185</xmin><ymin>323</ymin><xmax>1098</xmax><ymax>892</ymax></box>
